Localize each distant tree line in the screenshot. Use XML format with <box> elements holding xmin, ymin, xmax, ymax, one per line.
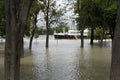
<box><xmin>34</xmin><ymin>26</ymin><xmax>69</xmax><ymax>35</ymax></box>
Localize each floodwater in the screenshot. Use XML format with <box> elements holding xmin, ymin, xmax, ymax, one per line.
<box><xmin>0</xmin><ymin>35</ymin><xmax>111</xmax><ymax>80</ymax></box>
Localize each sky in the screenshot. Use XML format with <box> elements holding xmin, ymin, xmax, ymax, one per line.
<box><xmin>37</xmin><ymin>0</ymin><xmax>77</xmax><ymax>29</ymax></box>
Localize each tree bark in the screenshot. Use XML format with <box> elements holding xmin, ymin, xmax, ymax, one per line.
<box><xmin>109</xmin><ymin>25</ymin><xmax>115</xmax><ymax>40</ymax></box>
<box><xmin>29</xmin><ymin>26</ymin><xmax>37</xmax><ymax>50</ymax></box>
<box><xmin>20</xmin><ymin>38</ymin><xmax>24</xmax><ymax>58</ymax></box>
<box><xmin>4</xmin><ymin>0</ymin><xmax>33</xmax><ymax>80</ymax></box>
<box><xmin>77</xmin><ymin>0</ymin><xmax>84</xmax><ymax>48</ymax></box>
<box><xmin>110</xmin><ymin>1</ymin><xmax>120</xmax><ymax>80</ymax></box>
<box><xmin>81</xmin><ymin>27</ymin><xmax>84</xmax><ymax>48</ymax></box>
<box><xmin>46</xmin><ymin>0</ymin><xmax>50</xmax><ymax>48</ymax></box>
<box><xmin>29</xmin><ymin>14</ymin><xmax>37</xmax><ymax>50</ymax></box>
<box><xmin>100</xmin><ymin>27</ymin><xmax>105</xmax><ymax>45</ymax></box>
<box><xmin>5</xmin><ymin>0</ymin><xmax>20</xmax><ymax>80</ymax></box>
<box><xmin>18</xmin><ymin>0</ymin><xmax>34</xmax><ymax>57</ymax></box>
<box><xmin>46</xmin><ymin>19</ymin><xmax>50</xmax><ymax>48</ymax></box>
<box><xmin>90</xmin><ymin>28</ymin><xmax>94</xmax><ymax>45</ymax></box>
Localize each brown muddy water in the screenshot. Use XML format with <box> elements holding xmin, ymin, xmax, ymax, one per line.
<box><xmin>0</xmin><ymin>35</ymin><xmax>111</xmax><ymax>80</ymax></box>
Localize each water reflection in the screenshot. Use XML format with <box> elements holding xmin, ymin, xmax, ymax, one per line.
<box><xmin>75</xmin><ymin>47</ymin><xmax>111</xmax><ymax>80</ymax></box>
<box><xmin>0</xmin><ymin>42</ymin><xmax>4</xmax><ymax>79</ymax></box>
<box><xmin>31</xmin><ymin>49</ymin><xmax>52</xmax><ymax>80</ymax></box>
<box><xmin>0</xmin><ymin>36</ymin><xmax>111</xmax><ymax>80</ymax></box>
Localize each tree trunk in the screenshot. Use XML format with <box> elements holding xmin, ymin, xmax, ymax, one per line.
<box><xmin>20</xmin><ymin>38</ymin><xmax>24</xmax><ymax>58</ymax></box>
<box><xmin>110</xmin><ymin>1</ymin><xmax>120</xmax><ymax>80</ymax></box>
<box><xmin>90</xmin><ymin>28</ymin><xmax>94</xmax><ymax>45</ymax></box>
<box><xmin>5</xmin><ymin>0</ymin><xmax>20</xmax><ymax>80</ymax></box>
<box><xmin>46</xmin><ymin>0</ymin><xmax>50</xmax><ymax>48</ymax></box>
<box><xmin>18</xmin><ymin>0</ymin><xmax>34</xmax><ymax>57</ymax></box>
<box><xmin>29</xmin><ymin>3</ymin><xmax>39</xmax><ymax>50</ymax></box>
<box><xmin>46</xmin><ymin>27</ymin><xmax>49</xmax><ymax>48</ymax></box>
<box><xmin>77</xmin><ymin>0</ymin><xmax>84</xmax><ymax>48</ymax></box>
<box><xmin>29</xmin><ymin>33</ymin><xmax>34</xmax><ymax>50</ymax></box>
<box><xmin>109</xmin><ymin>25</ymin><xmax>115</xmax><ymax>40</ymax></box>
<box><xmin>100</xmin><ymin>27</ymin><xmax>105</xmax><ymax>45</ymax></box>
<box><xmin>81</xmin><ymin>28</ymin><xmax>84</xmax><ymax>48</ymax></box>
<box><xmin>29</xmin><ymin>18</ymin><xmax>37</xmax><ymax>50</ymax></box>
<box><xmin>4</xmin><ymin>0</ymin><xmax>33</xmax><ymax>80</ymax></box>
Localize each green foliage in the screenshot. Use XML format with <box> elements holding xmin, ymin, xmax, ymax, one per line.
<box><xmin>94</xmin><ymin>28</ymin><xmax>103</xmax><ymax>40</ymax></box>
<box><xmin>88</xmin><ymin>27</ymin><xmax>110</xmax><ymax>40</ymax></box>
<box><xmin>54</xmin><ymin>27</ymin><xmax>63</xmax><ymax>33</ymax></box>
<box><xmin>74</xmin><ymin>0</ymin><xmax>117</xmax><ymax>39</ymax></box>
<box><xmin>37</xmin><ymin>28</ymin><xmax>46</xmax><ymax>35</ymax></box>
<box><xmin>34</xmin><ymin>33</ymin><xmax>39</xmax><ymax>39</ymax></box>
<box><xmin>29</xmin><ymin>0</ymin><xmax>40</xmax><ymax>16</ymax></box>
<box><xmin>74</xmin><ymin>0</ymin><xmax>101</xmax><ymax>30</ymax></box>
<box><xmin>36</xmin><ymin>26</ymin><xmax>69</xmax><ymax>35</ymax></box>
<box><xmin>39</xmin><ymin>0</ymin><xmax>63</xmax><ymax>26</ymax></box>
<box><xmin>25</xmin><ymin>0</ymin><xmax>40</xmax><ymax>37</ymax></box>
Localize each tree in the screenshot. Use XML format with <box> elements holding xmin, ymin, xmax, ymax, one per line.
<box><xmin>28</xmin><ymin>0</ymin><xmax>40</xmax><ymax>50</ymax></box>
<box><xmin>110</xmin><ymin>0</ymin><xmax>120</xmax><ymax>80</ymax></box>
<box><xmin>74</xmin><ymin>0</ymin><xmax>116</xmax><ymax>45</ymax></box>
<box><xmin>5</xmin><ymin>0</ymin><xmax>33</xmax><ymax>80</ymax></box>
<box><xmin>104</xmin><ymin>1</ymin><xmax>117</xmax><ymax>40</ymax></box>
<box><xmin>39</xmin><ymin>0</ymin><xmax>63</xmax><ymax>48</ymax></box>
<box><xmin>75</xmin><ymin>0</ymin><xmax>90</xmax><ymax>48</ymax></box>
<box><xmin>94</xmin><ymin>0</ymin><xmax>117</xmax><ymax>44</ymax></box>
<box><xmin>74</xmin><ymin>0</ymin><xmax>98</xmax><ymax>47</ymax></box>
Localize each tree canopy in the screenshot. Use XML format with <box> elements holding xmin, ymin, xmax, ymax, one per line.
<box><xmin>74</xmin><ymin>0</ymin><xmax>117</xmax><ymax>40</ymax></box>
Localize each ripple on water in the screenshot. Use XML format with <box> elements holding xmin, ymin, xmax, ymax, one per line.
<box><xmin>0</xmin><ymin>36</ymin><xmax>111</xmax><ymax>80</ymax></box>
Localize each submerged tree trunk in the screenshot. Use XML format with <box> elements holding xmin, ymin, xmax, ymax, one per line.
<box><xmin>29</xmin><ymin>26</ymin><xmax>37</xmax><ymax>49</ymax></box>
<box><xmin>110</xmin><ymin>1</ymin><xmax>120</xmax><ymax>80</ymax></box>
<box><xmin>46</xmin><ymin>26</ymin><xmax>49</xmax><ymax>48</ymax></box>
<box><xmin>29</xmin><ymin>0</ymin><xmax>40</xmax><ymax>50</ymax></box>
<box><xmin>46</xmin><ymin>0</ymin><xmax>50</xmax><ymax>48</ymax></box>
<box><xmin>81</xmin><ymin>27</ymin><xmax>84</xmax><ymax>48</ymax></box>
<box><xmin>90</xmin><ymin>28</ymin><xmax>94</xmax><ymax>45</ymax></box>
<box><xmin>18</xmin><ymin>0</ymin><xmax>34</xmax><ymax>57</ymax></box>
<box><xmin>77</xmin><ymin>0</ymin><xmax>84</xmax><ymax>48</ymax></box>
<box><xmin>5</xmin><ymin>0</ymin><xmax>20</xmax><ymax>80</ymax></box>
<box><xmin>29</xmin><ymin>15</ymin><xmax>37</xmax><ymax>50</ymax></box>
<box><xmin>100</xmin><ymin>27</ymin><xmax>105</xmax><ymax>45</ymax></box>
<box><xmin>5</xmin><ymin>0</ymin><xmax>33</xmax><ymax>80</ymax></box>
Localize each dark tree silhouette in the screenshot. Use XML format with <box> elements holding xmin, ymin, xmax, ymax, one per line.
<box><xmin>5</xmin><ymin>0</ymin><xmax>33</xmax><ymax>80</ymax></box>
<box><xmin>110</xmin><ymin>0</ymin><xmax>120</xmax><ymax>80</ymax></box>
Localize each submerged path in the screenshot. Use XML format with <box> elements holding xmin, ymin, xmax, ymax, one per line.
<box><xmin>0</xmin><ymin>35</ymin><xmax>111</xmax><ymax>80</ymax></box>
